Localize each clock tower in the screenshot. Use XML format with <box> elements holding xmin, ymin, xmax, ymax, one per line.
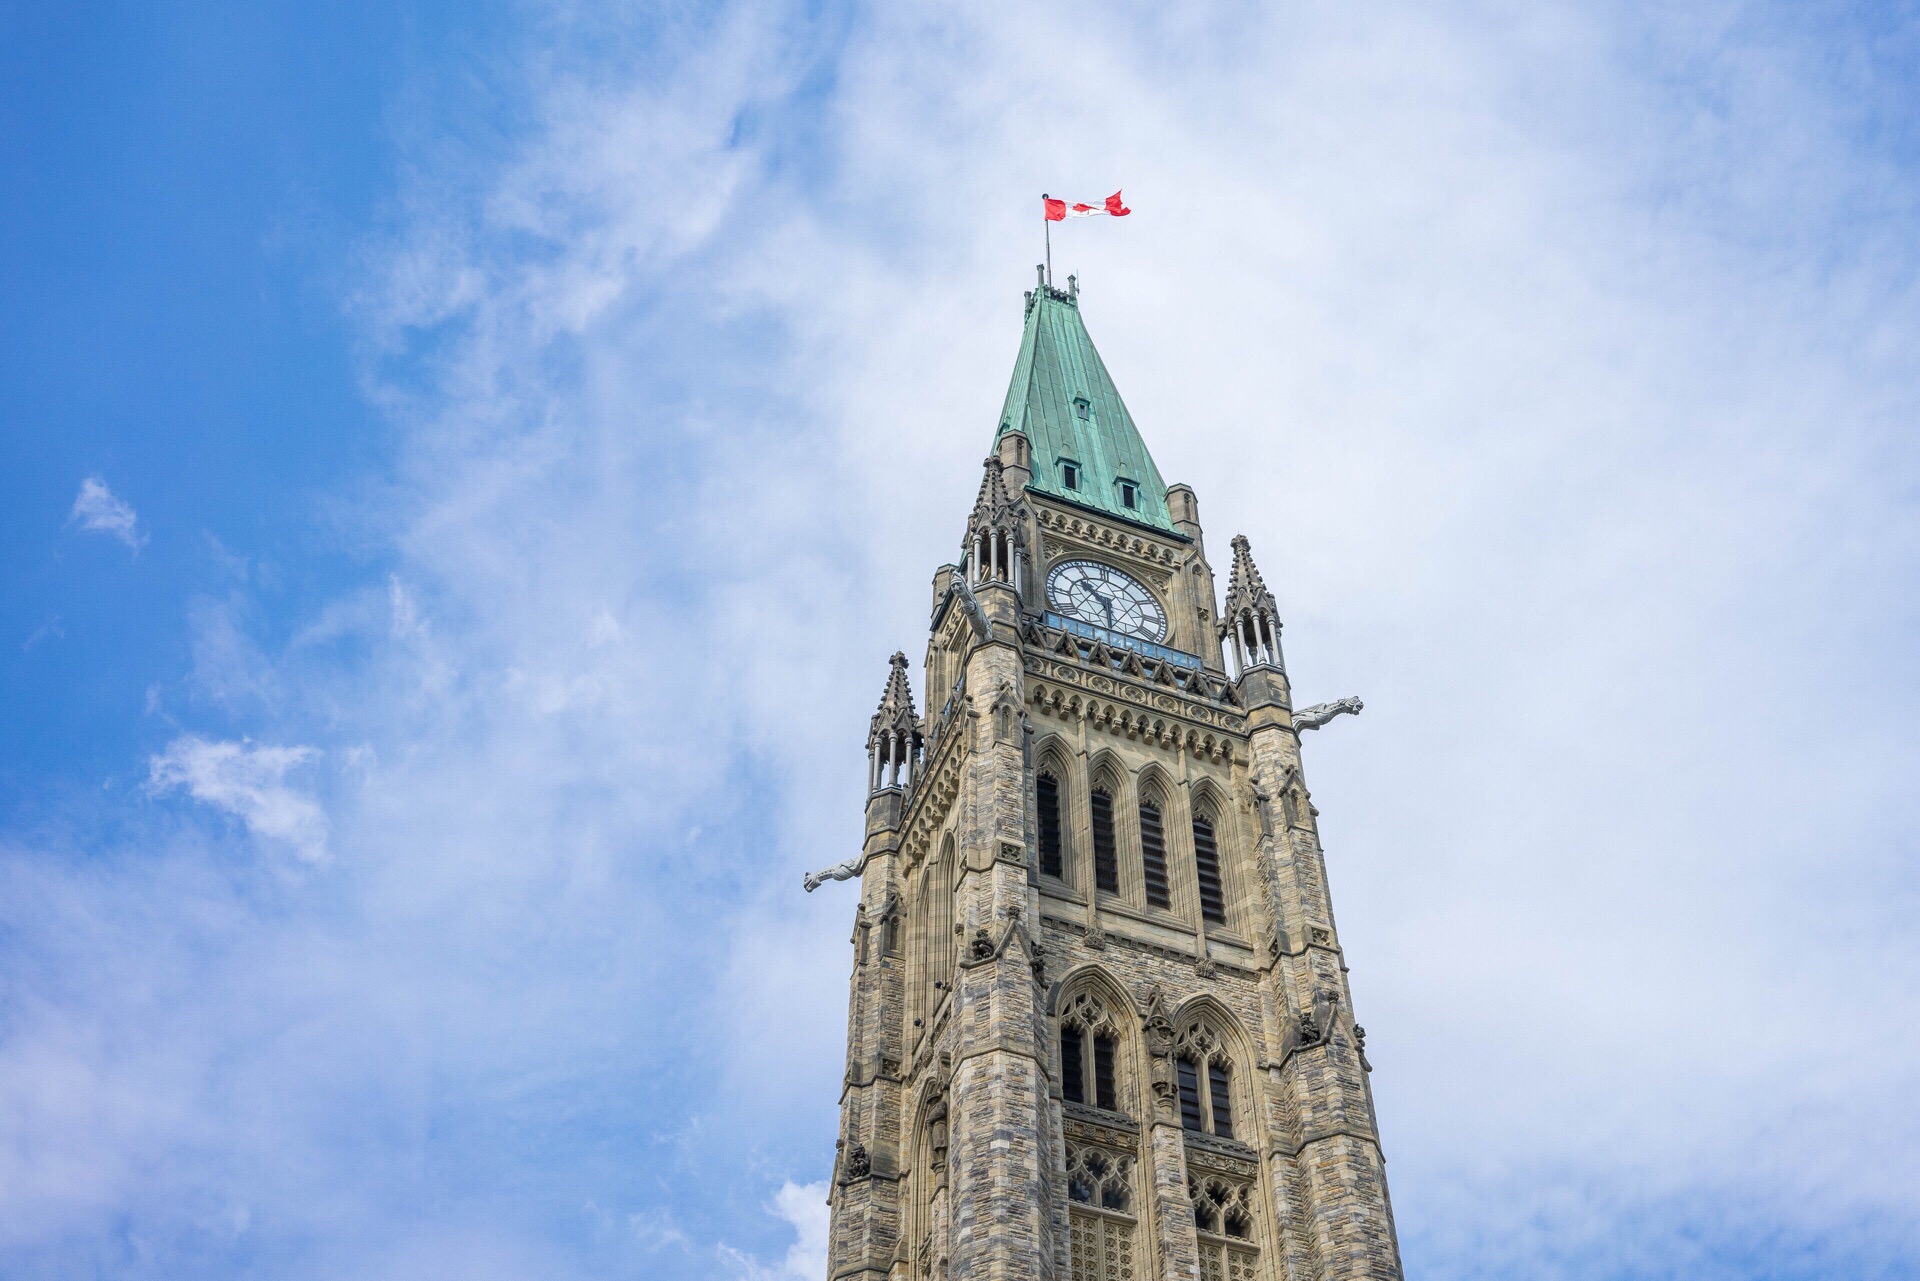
<box><xmin>812</xmin><ymin>270</ymin><xmax>1402</xmax><ymax>1281</ymax></box>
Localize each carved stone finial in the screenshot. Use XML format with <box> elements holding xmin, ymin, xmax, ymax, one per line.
<box><xmin>870</xmin><ymin>652</ymin><xmax>921</xmax><ymax>738</ymax></box>
<box><xmin>967</xmin><ymin>456</ymin><xmax>1025</xmax><ymax>535</ymax></box>
<box><xmin>1220</xmin><ymin>534</ymin><xmax>1278</xmax><ymax>625</ymax></box>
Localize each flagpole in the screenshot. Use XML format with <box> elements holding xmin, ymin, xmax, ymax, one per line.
<box><xmin>1042</xmin><ymin>193</ymin><xmax>1052</xmax><ymax>287</ymax></box>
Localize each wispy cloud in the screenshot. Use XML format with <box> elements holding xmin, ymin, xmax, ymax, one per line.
<box><xmin>147</xmin><ymin>735</ymin><xmax>329</xmax><ymax>862</ymax></box>
<box><xmin>68</xmin><ymin>475</ymin><xmax>145</xmax><ymax>550</ymax></box>
<box><xmin>3</xmin><ymin>3</ymin><xmax>1918</xmax><ymax>1279</ymax></box>
<box><xmin>21</xmin><ymin>615</ymin><xmax>63</xmax><ymax>653</ymax></box>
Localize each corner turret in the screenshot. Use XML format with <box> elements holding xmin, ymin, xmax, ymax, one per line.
<box><xmin>867</xmin><ymin>652</ymin><xmax>922</xmax><ymax>795</ymax></box>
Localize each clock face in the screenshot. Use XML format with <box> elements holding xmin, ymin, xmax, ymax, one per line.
<box><xmin>1047</xmin><ymin>560</ymin><xmax>1168</xmax><ymax>643</ymax></box>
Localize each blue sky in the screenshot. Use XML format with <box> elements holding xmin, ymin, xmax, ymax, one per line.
<box><xmin>3</xmin><ymin>2</ymin><xmax>1919</xmax><ymax>1279</ymax></box>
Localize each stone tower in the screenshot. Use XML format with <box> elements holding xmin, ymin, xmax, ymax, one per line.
<box><xmin>813</xmin><ymin>271</ymin><xmax>1402</xmax><ymax>1281</ymax></box>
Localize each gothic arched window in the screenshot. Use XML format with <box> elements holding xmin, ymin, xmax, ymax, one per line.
<box><xmin>1139</xmin><ymin>798</ymin><xmax>1171</xmax><ymax>910</ymax></box>
<box><xmin>1175</xmin><ymin>1022</ymin><xmax>1234</xmax><ymax>1139</ymax></box>
<box><xmin>1192</xmin><ymin>810</ymin><xmax>1226</xmax><ymax>925</ymax></box>
<box><xmin>1090</xmin><ymin>787</ymin><xmax>1120</xmax><ymax>895</ymax></box>
<box><xmin>1060</xmin><ymin>988</ymin><xmax>1136</xmax><ymax>1281</ymax></box>
<box><xmin>913</xmin><ymin>839</ymin><xmax>955</xmax><ymax>1035</ymax></box>
<box><xmin>1059</xmin><ymin>991</ymin><xmax>1121</xmax><ymax>1112</ymax></box>
<box><xmin>1037</xmin><ymin>771</ymin><xmax>1065</xmax><ymax>880</ymax></box>
<box><xmin>1177</xmin><ymin>1018</ymin><xmax>1260</xmax><ymax>1280</ymax></box>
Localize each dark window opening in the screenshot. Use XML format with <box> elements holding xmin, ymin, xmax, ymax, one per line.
<box><xmin>1208</xmin><ymin>1062</ymin><xmax>1234</xmax><ymax>1138</ymax></box>
<box><xmin>1074</xmin><ymin>397</ymin><xmax>1091</xmax><ymax>420</ymax></box>
<box><xmin>1037</xmin><ymin>773</ymin><xmax>1064</xmax><ymax>879</ymax></box>
<box><xmin>1177</xmin><ymin>1057</ymin><xmax>1204</xmax><ymax>1131</ymax></box>
<box><xmin>1069</xmin><ymin>1168</ymin><xmax>1096</xmax><ymax>1203</ymax></box>
<box><xmin>1120</xmin><ymin>481</ymin><xmax>1138</xmax><ymax>509</ymax></box>
<box><xmin>1193</xmin><ymin>814</ymin><xmax>1226</xmax><ymax>925</ymax></box>
<box><xmin>1101</xmin><ymin>1179</ymin><xmax>1128</xmax><ymax>1212</ymax></box>
<box><xmin>1061</xmin><ymin>1025</ymin><xmax>1085</xmax><ymax>1104</ymax></box>
<box><xmin>1093</xmin><ymin>1034</ymin><xmax>1117</xmax><ymax>1111</ymax></box>
<box><xmin>1224</xmin><ymin>1206</ymin><xmax>1253</xmax><ymax>1239</ymax></box>
<box><xmin>1140</xmin><ymin>800</ymin><xmax>1171</xmax><ymax>910</ymax></box>
<box><xmin>1091</xmin><ymin>789</ymin><xmax>1119</xmax><ymax>894</ymax></box>
<box><xmin>1193</xmin><ymin>1199</ymin><xmax>1218</xmax><ymax>1233</ymax></box>
<box><xmin>1061</xmin><ymin>461</ymin><xmax>1079</xmax><ymax>490</ymax></box>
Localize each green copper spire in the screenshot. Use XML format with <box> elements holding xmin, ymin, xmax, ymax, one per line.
<box><xmin>995</xmin><ymin>272</ymin><xmax>1177</xmax><ymax>535</ymax></box>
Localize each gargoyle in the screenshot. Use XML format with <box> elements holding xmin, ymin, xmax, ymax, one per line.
<box><xmin>803</xmin><ymin>854</ymin><xmax>864</xmax><ymax>892</ymax></box>
<box><xmin>946</xmin><ymin>568</ymin><xmax>994</xmax><ymax>643</ymax></box>
<box><xmin>1293</xmin><ymin>696</ymin><xmax>1363</xmax><ymax>731</ymax></box>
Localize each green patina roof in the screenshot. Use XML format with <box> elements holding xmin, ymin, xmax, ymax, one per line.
<box><xmin>995</xmin><ymin>281</ymin><xmax>1177</xmax><ymax>535</ymax></box>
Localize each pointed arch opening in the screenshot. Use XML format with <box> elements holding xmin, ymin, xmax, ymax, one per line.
<box><xmin>1189</xmin><ymin>788</ymin><xmax>1228</xmax><ymax>927</ymax></box>
<box><xmin>1034</xmin><ymin>738</ymin><xmax>1075</xmax><ymax>885</ymax></box>
<box><xmin>1135</xmin><ymin>772</ymin><xmax>1173</xmax><ymax>912</ymax></box>
<box><xmin>1054</xmin><ymin>970</ymin><xmax>1140</xmax><ymax>1281</ymax></box>
<box><xmin>1087</xmin><ymin>757</ymin><xmax>1125</xmax><ymax>897</ymax></box>
<box><xmin>912</xmin><ymin>837</ymin><xmax>956</xmax><ymax>1035</ymax></box>
<box><xmin>1171</xmin><ymin>999</ymin><xmax>1266</xmax><ymax>1281</ymax></box>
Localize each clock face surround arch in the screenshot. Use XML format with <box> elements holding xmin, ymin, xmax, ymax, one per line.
<box><xmin>1045</xmin><ymin>559</ymin><xmax>1168</xmax><ymax>644</ymax></box>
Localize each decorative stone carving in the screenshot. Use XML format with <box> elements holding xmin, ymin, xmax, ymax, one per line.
<box><xmin>843</xmin><ymin>1141</ymin><xmax>871</xmax><ymax>1181</ymax></box>
<box><xmin>1194</xmin><ymin>956</ymin><xmax>1218</xmax><ymax>980</ymax></box>
<box><xmin>1247</xmin><ymin>782</ymin><xmax>1274</xmax><ymax>836</ymax></box>
<box><xmin>946</xmin><ymin>567</ymin><xmax>994</xmax><ymax>643</ymax></box>
<box><xmin>969</xmin><ymin>928</ymin><xmax>995</xmax><ymax>961</ymax></box>
<box><xmin>1295</xmin><ymin>988</ymin><xmax>1341</xmax><ymax>1051</ymax></box>
<box><xmin>1293</xmin><ymin>696</ymin><xmax>1363</xmax><ymax>731</ymax></box>
<box><xmin>803</xmin><ymin>853</ymin><xmax>863</xmax><ymax>893</ymax></box>
<box><xmin>1354</xmin><ymin>1024</ymin><xmax>1373</xmax><ymax>1072</ymax></box>
<box><xmin>1141</xmin><ymin>985</ymin><xmax>1178</xmax><ymax>1118</ymax></box>
<box><xmin>1082</xmin><ymin>926</ymin><xmax>1107</xmax><ymax>951</ymax></box>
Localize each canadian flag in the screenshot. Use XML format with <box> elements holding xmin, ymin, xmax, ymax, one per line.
<box><xmin>1043</xmin><ymin>191</ymin><xmax>1131</xmax><ymax>221</ymax></box>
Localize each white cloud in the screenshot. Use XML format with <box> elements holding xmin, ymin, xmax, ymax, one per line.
<box><xmin>720</xmin><ymin>1181</ymin><xmax>829</xmax><ymax>1280</ymax></box>
<box><xmin>147</xmin><ymin>736</ymin><xmax>329</xmax><ymax>863</ymax></box>
<box><xmin>68</xmin><ymin>476</ymin><xmax>145</xmax><ymax>550</ymax></box>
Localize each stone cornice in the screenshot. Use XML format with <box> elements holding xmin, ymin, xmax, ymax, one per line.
<box><xmin>1040</xmin><ymin>913</ymin><xmax>1259</xmax><ymax>982</ymax></box>
<box><xmin>1025</xmin><ymin>664</ymin><xmax>1243</xmax><ymax>761</ymax></box>
<box><xmin>1032</xmin><ymin>498</ymin><xmax>1190</xmax><ymax>561</ymax></box>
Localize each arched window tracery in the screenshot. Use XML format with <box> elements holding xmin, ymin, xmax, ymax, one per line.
<box><xmin>1174</xmin><ymin>1014</ymin><xmax>1263</xmax><ymax>1281</ymax></box>
<box><xmin>1190</xmin><ymin>1176</ymin><xmax>1260</xmax><ymax>1281</ymax></box>
<box><xmin>1060</xmin><ymin>984</ymin><xmax>1138</xmax><ymax>1281</ymax></box>
<box><xmin>1059</xmin><ymin>990</ymin><xmax>1123</xmax><ymax>1113</ymax></box>
<box><xmin>1174</xmin><ymin>1021</ymin><xmax>1235</xmax><ymax>1139</ymax></box>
